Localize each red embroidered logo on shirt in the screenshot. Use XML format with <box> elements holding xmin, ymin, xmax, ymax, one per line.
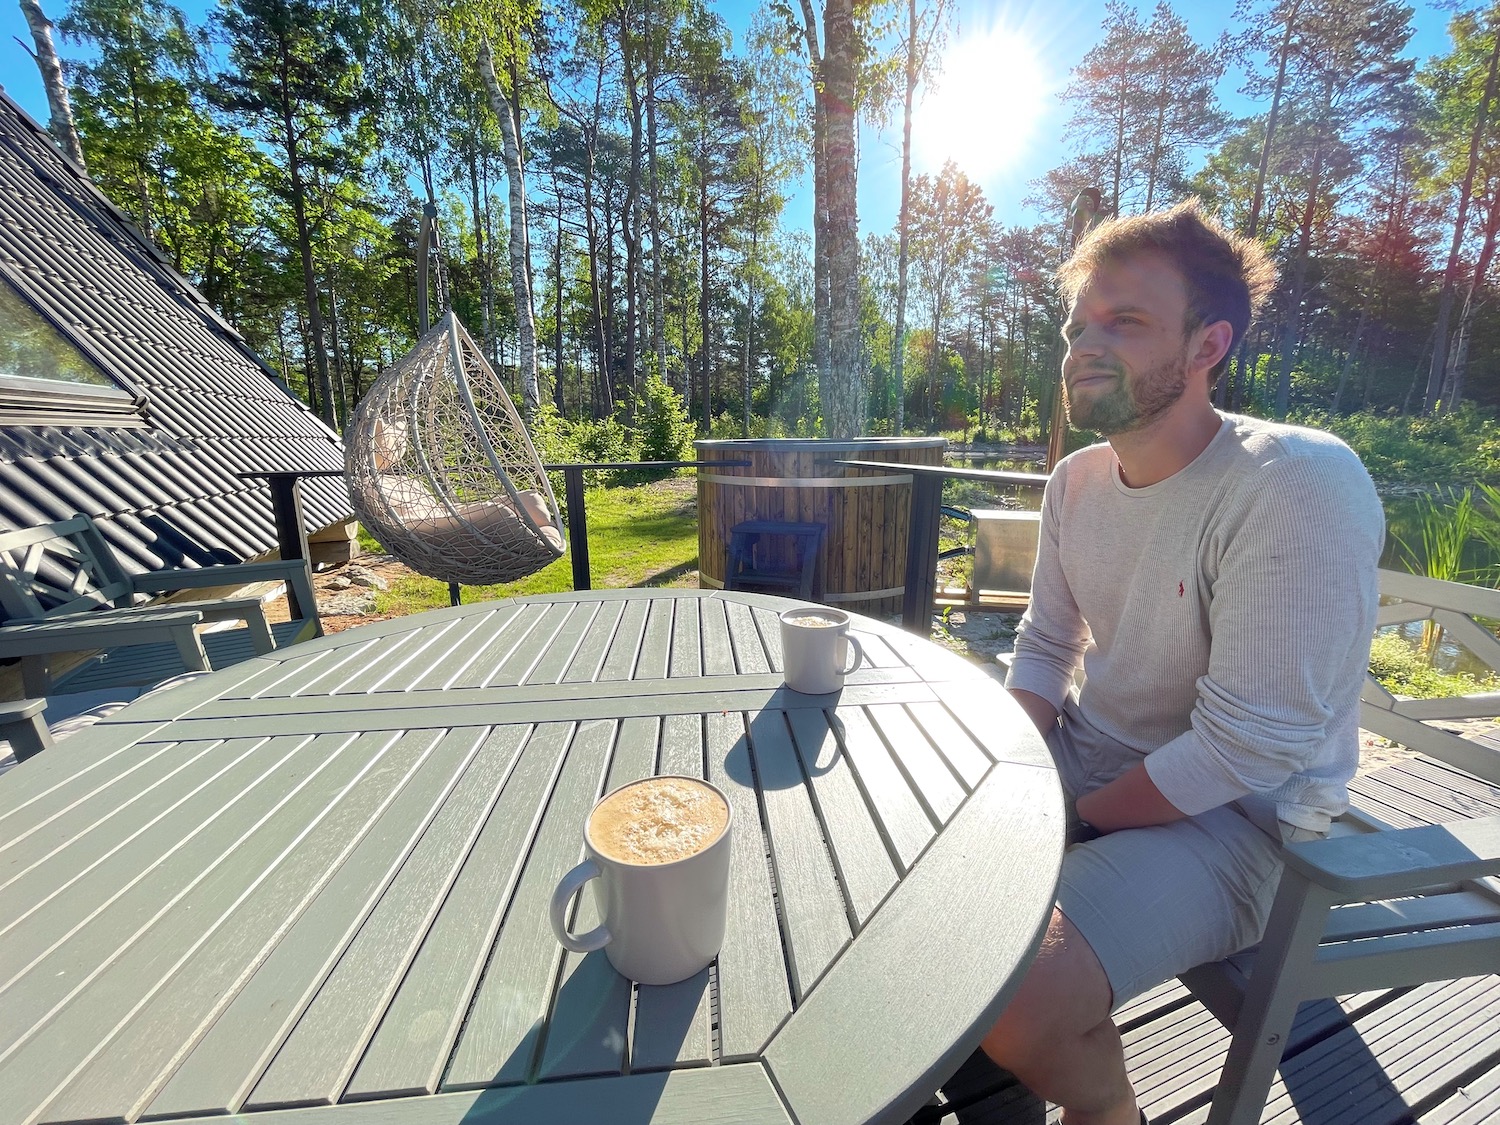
<box><xmin>1178</xmin><ymin>581</ymin><xmax>1185</xmax><ymax>597</ymax></box>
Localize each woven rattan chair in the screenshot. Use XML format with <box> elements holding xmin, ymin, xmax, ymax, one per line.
<box><xmin>345</xmin><ymin>311</ymin><xmax>564</xmax><ymax>586</ymax></box>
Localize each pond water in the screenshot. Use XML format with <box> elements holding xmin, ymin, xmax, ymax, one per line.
<box><xmin>1380</xmin><ymin>496</ymin><xmax>1500</xmax><ymax>576</ymax></box>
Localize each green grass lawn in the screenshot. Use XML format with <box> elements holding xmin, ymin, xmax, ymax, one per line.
<box><xmin>364</xmin><ymin>473</ymin><xmax>700</xmax><ymax>614</ymax></box>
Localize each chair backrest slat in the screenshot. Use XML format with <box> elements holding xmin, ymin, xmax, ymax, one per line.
<box><xmin>0</xmin><ymin>515</ymin><xmax>136</xmax><ymax>621</ymax></box>
<box><xmin>1363</xmin><ymin>568</ymin><xmax>1500</xmax><ymax>787</ymax></box>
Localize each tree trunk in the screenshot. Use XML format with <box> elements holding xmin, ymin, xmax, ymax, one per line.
<box><xmin>19</xmin><ymin>0</ymin><xmax>86</xmax><ymax>170</ymax></box>
<box><xmin>797</xmin><ymin>1</ymin><xmax>832</xmax><ymax>402</ymax></box>
<box><xmin>645</xmin><ymin>13</ymin><xmax>666</xmax><ymax>389</ymax></box>
<box><xmin>892</xmin><ymin>0</ymin><xmax>918</xmax><ymax>437</ymax></box>
<box><xmin>821</xmin><ymin>0</ymin><xmax>863</xmax><ymax>438</ymax></box>
<box><xmin>1441</xmin><ymin>217</ymin><xmax>1495</xmax><ymax>411</ymax></box>
<box><xmin>468</xmin><ymin>152</ymin><xmax>495</xmax><ymax>367</ymax></box>
<box><xmin>554</xmin><ymin>202</ymin><xmax>566</xmax><ymax>415</ymax></box>
<box><xmin>1274</xmin><ymin>136</ymin><xmax>1324</xmax><ymax>417</ymax></box>
<box><xmin>478</xmin><ymin>38</ymin><xmax>540</xmax><ymax>415</ymax></box>
<box><xmin>1144</xmin><ymin>97</ymin><xmax>1167</xmax><ymax>213</ymax></box>
<box><xmin>699</xmin><ymin>171</ymin><xmax>712</xmax><ymax>426</ymax></box>
<box><xmin>580</xmin><ymin>128</ymin><xmax>612</xmax><ymax>415</ymax></box>
<box><xmin>621</xmin><ymin>19</ymin><xmax>643</xmax><ymax>402</ymax></box>
<box><xmin>1425</xmin><ymin>20</ymin><xmax>1500</xmax><ymax>413</ymax></box>
<box><xmin>285</xmin><ymin>139</ymin><xmax>336</xmax><ymax>428</ymax></box>
<box><xmin>1248</xmin><ymin>1</ymin><xmax>1299</xmax><ymax>240</ymax></box>
<box><xmin>1331</xmin><ymin>308</ymin><xmax>1368</xmax><ymax>412</ymax></box>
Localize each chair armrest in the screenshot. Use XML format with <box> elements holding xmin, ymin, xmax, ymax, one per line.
<box><xmin>173</xmin><ymin>595</ymin><xmax>271</xmax><ymax>621</ymax></box>
<box><xmin>133</xmin><ymin>560</ymin><xmax>320</xmax><ymax>628</ymax></box>
<box><xmin>131</xmin><ymin>559</ymin><xmax>312</xmax><ymax>594</ymax></box>
<box><xmin>0</xmin><ymin>608</ymin><xmax>205</xmax><ymax>655</ymax></box>
<box><xmin>0</xmin><ymin>698</ymin><xmax>53</xmax><ymax>762</ymax></box>
<box><xmin>1283</xmin><ymin>814</ymin><xmax>1500</xmax><ymax>899</ymax></box>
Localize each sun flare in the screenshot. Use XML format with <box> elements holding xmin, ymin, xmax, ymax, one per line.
<box><xmin>912</xmin><ymin>26</ymin><xmax>1051</xmax><ymax>185</ymax></box>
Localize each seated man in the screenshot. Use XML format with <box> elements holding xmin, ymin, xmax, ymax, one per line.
<box><xmin>985</xmin><ymin>200</ymin><xmax>1385</xmax><ymax>1125</ymax></box>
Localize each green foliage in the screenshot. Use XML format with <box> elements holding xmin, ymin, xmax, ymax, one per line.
<box><xmin>1393</xmin><ymin>488</ymin><xmax>1485</xmax><ymax>584</ymax></box>
<box><xmin>572</xmin><ymin>414</ymin><xmax>636</xmax><ymax>465</ymax></box>
<box><xmin>1368</xmin><ymin>632</ymin><xmax>1500</xmax><ymax>699</ymax></box>
<box><xmin>1290</xmin><ymin>406</ymin><xmax>1500</xmax><ymax>486</ymax></box>
<box><xmin>707</xmin><ymin>411</ymin><xmax>792</xmax><ymax>439</ymax></box>
<box><xmin>633</xmin><ymin>373</ymin><xmax>696</xmax><ymax>462</ymax></box>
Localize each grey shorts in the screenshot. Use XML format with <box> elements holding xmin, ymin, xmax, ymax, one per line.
<box><xmin>1047</xmin><ymin>724</ymin><xmax>1324</xmax><ymax>1009</ymax></box>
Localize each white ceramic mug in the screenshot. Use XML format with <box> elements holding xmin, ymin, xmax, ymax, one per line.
<box><xmin>549</xmin><ymin>775</ymin><xmax>733</xmax><ymax>985</ymax></box>
<box><xmin>779</xmin><ymin>606</ymin><xmax>865</xmax><ymax>694</ymax></box>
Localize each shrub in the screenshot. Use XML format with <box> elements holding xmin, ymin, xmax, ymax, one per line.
<box><xmin>707</xmin><ymin>411</ymin><xmax>794</xmax><ymax>440</ymax></box>
<box><xmin>1291</xmin><ymin>405</ymin><xmax>1500</xmax><ymax>486</ymax></box>
<box><xmin>1368</xmin><ymin>631</ymin><xmax>1500</xmax><ymax>699</ymax></box>
<box><xmin>633</xmin><ymin>373</ymin><xmax>695</xmax><ymax>461</ymax></box>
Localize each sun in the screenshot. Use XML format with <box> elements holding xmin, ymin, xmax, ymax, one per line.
<box><xmin>912</xmin><ymin>25</ymin><xmax>1051</xmax><ymax>185</ymax></box>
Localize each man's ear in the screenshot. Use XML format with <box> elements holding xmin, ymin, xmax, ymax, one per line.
<box><xmin>1190</xmin><ymin>320</ymin><xmax>1234</xmax><ymax>377</ymax></box>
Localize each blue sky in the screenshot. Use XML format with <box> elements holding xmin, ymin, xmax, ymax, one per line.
<box><xmin>0</xmin><ymin>0</ymin><xmax>1461</xmax><ymax>234</ymax></box>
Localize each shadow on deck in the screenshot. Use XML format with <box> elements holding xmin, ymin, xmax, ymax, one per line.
<box><xmin>915</xmin><ymin>749</ymin><xmax>1500</xmax><ymax>1125</ymax></box>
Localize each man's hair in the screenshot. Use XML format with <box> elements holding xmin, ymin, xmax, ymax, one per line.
<box><xmin>1057</xmin><ymin>198</ymin><xmax>1278</xmax><ymax>384</ymax></box>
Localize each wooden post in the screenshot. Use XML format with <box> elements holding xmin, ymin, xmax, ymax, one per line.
<box><xmin>902</xmin><ymin>471</ymin><xmax>944</xmax><ymax>633</ymax></box>
<box><xmin>237</xmin><ymin>470</ymin><xmax>345</xmax><ymax>620</ymax></box>
<box><xmin>564</xmin><ymin>466</ymin><xmax>591</xmax><ymax>591</ymax></box>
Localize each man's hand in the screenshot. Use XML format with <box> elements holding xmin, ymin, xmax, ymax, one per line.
<box><xmin>1008</xmin><ymin>688</ymin><xmax>1059</xmax><ymax>737</ymax></box>
<box><xmin>1075</xmin><ymin>762</ymin><xmax>1186</xmax><ymax>834</ymax></box>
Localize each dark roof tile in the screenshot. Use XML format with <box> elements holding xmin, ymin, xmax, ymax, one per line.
<box><xmin>0</xmin><ymin>93</ymin><xmax>353</xmax><ymax>572</ymax></box>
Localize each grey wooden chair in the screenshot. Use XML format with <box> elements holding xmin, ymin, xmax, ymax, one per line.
<box><xmin>0</xmin><ymin>671</ymin><xmax>214</xmax><ymax>770</ymax></box>
<box><xmin>0</xmin><ymin>698</ymin><xmax>52</xmax><ymax>763</ymax></box>
<box><xmin>1183</xmin><ymin>568</ymin><xmax>1500</xmax><ymax>1125</ymax></box>
<box><xmin>1</xmin><ymin>514</ymin><xmax>321</xmax><ymax>696</ymax></box>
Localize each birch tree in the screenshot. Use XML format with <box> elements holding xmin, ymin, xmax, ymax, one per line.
<box><xmin>19</xmin><ymin>0</ymin><xmax>86</xmax><ymax>168</ymax></box>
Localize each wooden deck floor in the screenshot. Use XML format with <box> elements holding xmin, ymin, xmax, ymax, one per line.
<box><xmin>917</xmin><ymin>749</ymin><xmax>1500</xmax><ymax>1125</ymax></box>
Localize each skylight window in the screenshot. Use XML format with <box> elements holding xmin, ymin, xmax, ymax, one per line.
<box><xmin>0</xmin><ymin>276</ymin><xmax>142</xmax><ymax>426</ymax></box>
<box><xmin>0</xmin><ymin>280</ymin><xmax>112</xmax><ymax>386</ymax></box>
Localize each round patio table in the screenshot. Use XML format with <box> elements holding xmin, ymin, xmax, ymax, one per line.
<box><xmin>0</xmin><ymin>588</ymin><xmax>1063</xmax><ymax>1125</ymax></box>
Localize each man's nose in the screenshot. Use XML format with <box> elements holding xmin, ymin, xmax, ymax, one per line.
<box><xmin>1066</xmin><ymin>324</ymin><xmax>1105</xmax><ymax>361</ymax></box>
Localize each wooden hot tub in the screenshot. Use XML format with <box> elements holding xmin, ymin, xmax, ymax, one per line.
<box><xmin>695</xmin><ymin>437</ymin><xmax>946</xmax><ymax>615</ymax></box>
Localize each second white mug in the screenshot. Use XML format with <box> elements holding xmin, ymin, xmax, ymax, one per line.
<box><xmin>779</xmin><ymin>606</ymin><xmax>864</xmax><ymax>694</ymax></box>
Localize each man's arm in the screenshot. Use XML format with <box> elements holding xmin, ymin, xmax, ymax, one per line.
<box><xmin>1005</xmin><ymin>470</ymin><xmax>1092</xmax><ymax>712</ymax></box>
<box><xmin>1075</xmin><ymin>763</ymin><xmax>1185</xmax><ymax>833</ymax></box>
<box><xmin>1138</xmin><ymin>451</ymin><xmax>1385</xmax><ymax>820</ymax></box>
<box><xmin>1008</xmin><ymin>688</ymin><xmax>1059</xmax><ymax>737</ymax></box>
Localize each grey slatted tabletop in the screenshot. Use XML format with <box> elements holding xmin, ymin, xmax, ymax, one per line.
<box><xmin>0</xmin><ymin>589</ymin><xmax>1063</xmax><ymax>1125</ymax></box>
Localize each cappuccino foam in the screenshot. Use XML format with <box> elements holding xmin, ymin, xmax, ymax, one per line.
<box><xmin>784</xmin><ymin>614</ymin><xmax>840</xmax><ymax>628</ymax></box>
<box><xmin>589</xmin><ymin>777</ymin><xmax>729</xmax><ymax>865</ymax></box>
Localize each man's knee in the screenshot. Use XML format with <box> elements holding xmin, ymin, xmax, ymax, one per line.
<box><xmin>982</xmin><ymin>907</ymin><xmax>1114</xmax><ymax>1066</ymax></box>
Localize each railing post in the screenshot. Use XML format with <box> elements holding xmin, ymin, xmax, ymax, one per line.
<box><xmin>238</xmin><ymin>470</ymin><xmax>346</xmax><ymax>621</ymax></box>
<box><xmin>564</xmin><ymin>466</ymin><xmax>591</xmax><ymax>591</ymax></box>
<box><xmin>903</xmin><ymin>471</ymin><xmax>945</xmax><ymax>633</ymax></box>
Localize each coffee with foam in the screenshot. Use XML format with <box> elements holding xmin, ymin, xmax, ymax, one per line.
<box><xmin>588</xmin><ymin>776</ymin><xmax>730</xmax><ymax>865</ymax></box>
<box><xmin>784</xmin><ymin>614</ymin><xmax>839</xmax><ymax>628</ymax></box>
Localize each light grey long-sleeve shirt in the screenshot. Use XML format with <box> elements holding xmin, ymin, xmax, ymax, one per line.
<box><xmin>1005</xmin><ymin>414</ymin><xmax>1385</xmax><ymax>831</ymax></box>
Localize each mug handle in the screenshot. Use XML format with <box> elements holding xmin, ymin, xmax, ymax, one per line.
<box><xmin>840</xmin><ymin>634</ymin><xmax>865</xmax><ymax>675</ymax></box>
<box><xmin>549</xmin><ymin>860</ymin><xmax>612</xmax><ymax>953</ymax></box>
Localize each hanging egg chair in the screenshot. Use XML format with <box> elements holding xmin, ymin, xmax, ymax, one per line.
<box><xmin>345</xmin><ymin>207</ymin><xmax>564</xmax><ymax>587</ymax></box>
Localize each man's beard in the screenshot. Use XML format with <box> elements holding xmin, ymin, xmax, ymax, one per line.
<box><xmin>1064</xmin><ymin>353</ymin><xmax>1188</xmax><ymax>436</ymax></box>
